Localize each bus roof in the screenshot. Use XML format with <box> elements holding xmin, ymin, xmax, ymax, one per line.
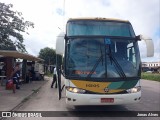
<box><xmin>68</xmin><ymin>17</ymin><xmax>129</xmax><ymax>23</ymax></box>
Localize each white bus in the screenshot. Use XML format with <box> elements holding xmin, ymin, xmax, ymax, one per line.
<box><xmin>56</xmin><ymin>18</ymin><xmax>154</xmax><ymax>105</ymax></box>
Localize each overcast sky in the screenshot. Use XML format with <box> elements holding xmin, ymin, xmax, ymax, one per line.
<box><xmin>1</xmin><ymin>0</ymin><xmax>160</xmax><ymax>62</ymax></box>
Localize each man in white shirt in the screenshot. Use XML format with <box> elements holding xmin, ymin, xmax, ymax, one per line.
<box><xmin>51</xmin><ymin>67</ymin><xmax>57</xmax><ymax>88</ymax></box>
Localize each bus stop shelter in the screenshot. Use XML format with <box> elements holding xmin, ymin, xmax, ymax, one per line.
<box><xmin>0</xmin><ymin>50</ymin><xmax>43</xmax><ymax>61</ymax></box>
<box><xmin>0</xmin><ymin>50</ymin><xmax>44</xmax><ymax>84</ymax></box>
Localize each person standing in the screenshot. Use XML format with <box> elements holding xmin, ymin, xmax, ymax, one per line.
<box><xmin>16</xmin><ymin>69</ymin><xmax>20</xmax><ymax>88</ymax></box>
<box><xmin>10</xmin><ymin>63</ymin><xmax>20</xmax><ymax>93</ymax></box>
<box><xmin>51</xmin><ymin>67</ymin><xmax>57</xmax><ymax>88</ymax></box>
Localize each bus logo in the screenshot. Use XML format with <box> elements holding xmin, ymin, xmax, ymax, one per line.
<box><xmin>104</xmin><ymin>87</ymin><xmax>110</xmax><ymax>93</ymax></box>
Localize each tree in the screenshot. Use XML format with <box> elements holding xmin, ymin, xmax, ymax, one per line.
<box><xmin>0</xmin><ymin>2</ymin><xmax>34</xmax><ymax>52</ymax></box>
<box><xmin>38</xmin><ymin>47</ymin><xmax>56</xmax><ymax>65</ymax></box>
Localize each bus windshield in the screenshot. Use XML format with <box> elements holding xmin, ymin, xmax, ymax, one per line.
<box><xmin>67</xmin><ymin>21</ymin><xmax>135</xmax><ymax>37</ymax></box>
<box><xmin>66</xmin><ymin>37</ymin><xmax>141</xmax><ymax>80</ymax></box>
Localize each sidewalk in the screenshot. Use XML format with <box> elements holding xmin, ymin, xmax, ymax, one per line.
<box><xmin>0</xmin><ymin>77</ymin><xmax>50</xmax><ymax>111</ymax></box>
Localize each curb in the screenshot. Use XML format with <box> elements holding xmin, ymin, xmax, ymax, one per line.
<box><xmin>0</xmin><ymin>80</ymin><xmax>49</xmax><ymax>120</ymax></box>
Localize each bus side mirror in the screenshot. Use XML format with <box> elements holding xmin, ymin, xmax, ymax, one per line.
<box><xmin>137</xmin><ymin>35</ymin><xmax>154</xmax><ymax>57</ymax></box>
<box><xmin>56</xmin><ymin>32</ymin><xmax>65</xmax><ymax>55</ymax></box>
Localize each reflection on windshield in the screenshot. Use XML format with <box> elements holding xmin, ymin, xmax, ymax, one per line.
<box><xmin>67</xmin><ymin>38</ymin><xmax>105</xmax><ymax>78</ymax></box>
<box><xmin>106</xmin><ymin>39</ymin><xmax>139</xmax><ymax>78</ymax></box>
<box><xmin>67</xmin><ymin>21</ymin><xmax>135</xmax><ymax>37</ymax></box>
<box><xmin>66</xmin><ymin>38</ymin><xmax>140</xmax><ymax>79</ymax></box>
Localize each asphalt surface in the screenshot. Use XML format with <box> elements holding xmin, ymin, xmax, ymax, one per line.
<box><xmin>3</xmin><ymin>78</ymin><xmax>160</xmax><ymax>120</ymax></box>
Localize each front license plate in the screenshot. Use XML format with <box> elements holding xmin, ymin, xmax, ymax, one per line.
<box><xmin>101</xmin><ymin>98</ymin><xmax>114</xmax><ymax>103</ymax></box>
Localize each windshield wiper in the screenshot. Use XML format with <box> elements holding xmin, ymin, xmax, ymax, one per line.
<box><xmin>86</xmin><ymin>44</ymin><xmax>104</xmax><ymax>78</ymax></box>
<box><xmin>100</xmin><ymin>44</ymin><xmax>104</xmax><ymax>66</ymax></box>
<box><xmin>107</xmin><ymin>44</ymin><xmax>127</xmax><ymax>79</ymax></box>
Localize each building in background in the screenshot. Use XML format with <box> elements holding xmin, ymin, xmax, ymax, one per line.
<box><xmin>142</xmin><ymin>62</ymin><xmax>160</xmax><ymax>73</ymax></box>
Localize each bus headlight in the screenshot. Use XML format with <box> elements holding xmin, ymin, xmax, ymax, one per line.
<box><xmin>66</xmin><ymin>87</ymin><xmax>86</xmax><ymax>94</ymax></box>
<box><xmin>127</xmin><ymin>86</ymin><xmax>141</xmax><ymax>93</ymax></box>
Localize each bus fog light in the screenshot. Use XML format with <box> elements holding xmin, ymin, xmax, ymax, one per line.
<box><xmin>127</xmin><ymin>86</ymin><xmax>141</xmax><ymax>93</ymax></box>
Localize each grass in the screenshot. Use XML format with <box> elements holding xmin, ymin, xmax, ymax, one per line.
<box><xmin>141</xmin><ymin>72</ymin><xmax>160</xmax><ymax>82</ymax></box>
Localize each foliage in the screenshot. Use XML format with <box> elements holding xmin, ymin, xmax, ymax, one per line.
<box><xmin>141</xmin><ymin>72</ymin><xmax>160</xmax><ymax>82</ymax></box>
<box><xmin>0</xmin><ymin>2</ymin><xmax>34</xmax><ymax>52</ymax></box>
<box><xmin>38</xmin><ymin>47</ymin><xmax>56</xmax><ymax>65</ymax></box>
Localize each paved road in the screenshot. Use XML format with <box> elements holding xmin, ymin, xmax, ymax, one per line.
<box><xmin>5</xmin><ymin>78</ymin><xmax>160</xmax><ymax>120</ymax></box>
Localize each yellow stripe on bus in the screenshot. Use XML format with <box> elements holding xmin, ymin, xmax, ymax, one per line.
<box><xmin>71</xmin><ymin>80</ymin><xmax>125</xmax><ymax>93</ymax></box>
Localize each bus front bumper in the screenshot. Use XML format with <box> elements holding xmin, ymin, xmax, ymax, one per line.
<box><xmin>66</xmin><ymin>91</ymin><xmax>141</xmax><ymax>105</ymax></box>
